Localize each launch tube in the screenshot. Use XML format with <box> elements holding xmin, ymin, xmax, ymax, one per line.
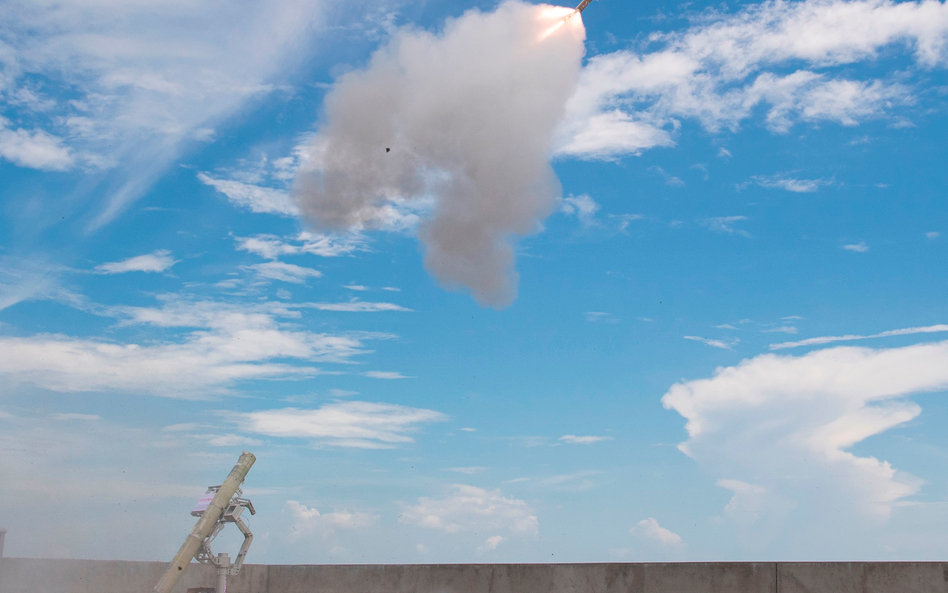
<box><xmin>154</xmin><ymin>451</ymin><xmax>256</xmax><ymax>593</ymax></box>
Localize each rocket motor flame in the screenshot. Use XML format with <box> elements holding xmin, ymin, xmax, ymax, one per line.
<box><xmin>538</xmin><ymin>6</ymin><xmax>583</xmax><ymax>41</ymax></box>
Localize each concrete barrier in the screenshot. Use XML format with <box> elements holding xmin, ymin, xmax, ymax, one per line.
<box><xmin>2</xmin><ymin>558</ymin><xmax>948</xmax><ymax>593</ymax></box>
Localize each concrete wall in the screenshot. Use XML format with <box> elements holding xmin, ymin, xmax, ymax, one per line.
<box><xmin>2</xmin><ymin>558</ymin><xmax>948</xmax><ymax>593</ymax></box>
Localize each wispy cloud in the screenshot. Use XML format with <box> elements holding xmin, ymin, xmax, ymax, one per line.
<box><xmin>230</xmin><ymin>401</ymin><xmax>446</xmax><ymax>448</ymax></box>
<box><xmin>198</xmin><ymin>173</ymin><xmax>299</xmax><ymax>216</ymax></box>
<box><xmin>285</xmin><ymin>501</ymin><xmax>375</xmax><ymax>536</ymax></box>
<box><xmin>446</xmin><ymin>467</ymin><xmax>488</xmax><ymax>475</ymax></box>
<box><xmin>301</xmin><ymin>301</ymin><xmax>411</xmax><ymax>313</ymax></box>
<box><xmin>842</xmin><ymin>242</ymin><xmax>870</xmax><ymax>253</ymax></box>
<box><xmin>362</xmin><ymin>371</ymin><xmax>413</xmax><ymax>380</ymax></box>
<box><xmin>95</xmin><ymin>250</ymin><xmax>177</xmax><ymax>274</ymax></box>
<box><xmin>235</xmin><ymin>233</ymin><xmax>367</xmax><ymax>259</ymax></box>
<box><xmin>700</xmin><ymin>216</ymin><xmax>751</xmax><ymax>237</ymax></box>
<box><xmin>770</xmin><ymin>324</ymin><xmax>948</xmax><ymax>350</ymax></box>
<box><xmin>650</xmin><ymin>166</ymin><xmax>685</xmax><ymax>187</ymax></box>
<box><xmin>744</xmin><ymin>174</ymin><xmax>831</xmax><ymax>193</ymax></box>
<box><xmin>561</xmin><ymin>194</ymin><xmax>601</xmax><ymax>227</ymax></box>
<box><xmin>400</xmin><ymin>484</ymin><xmax>538</xmax><ymax>536</ymax></box>
<box><xmin>684</xmin><ymin>336</ymin><xmax>739</xmax><ymax>350</ymax></box>
<box><xmin>243</xmin><ymin>261</ymin><xmax>322</xmax><ymax>284</ymax></box>
<box><xmin>0</xmin><ymin>295</ymin><xmax>390</xmax><ymax>397</ymax></box>
<box><xmin>585</xmin><ymin>311</ymin><xmax>618</xmax><ymax>323</ymax></box>
<box><xmin>631</xmin><ymin>518</ymin><xmax>683</xmax><ymax>547</ymax></box>
<box><xmin>559</xmin><ymin>435</ymin><xmax>612</xmax><ymax>444</ymax></box>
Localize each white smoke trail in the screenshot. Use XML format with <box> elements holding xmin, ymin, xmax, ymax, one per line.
<box><xmin>294</xmin><ymin>2</ymin><xmax>585</xmax><ymax>307</ymax></box>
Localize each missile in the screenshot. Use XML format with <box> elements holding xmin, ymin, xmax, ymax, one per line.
<box><xmin>574</xmin><ymin>0</ymin><xmax>596</xmax><ymax>13</ymax></box>
<box><xmin>154</xmin><ymin>451</ymin><xmax>256</xmax><ymax>593</ymax></box>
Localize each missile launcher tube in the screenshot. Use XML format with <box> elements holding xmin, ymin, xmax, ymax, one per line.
<box><xmin>154</xmin><ymin>451</ymin><xmax>256</xmax><ymax>593</ymax></box>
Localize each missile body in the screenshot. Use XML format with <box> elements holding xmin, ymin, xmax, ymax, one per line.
<box><xmin>575</xmin><ymin>0</ymin><xmax>595</xmax><ymax>13</ymax></box>
<box><xmin>154</xmin><ymin>451</ymin><xmax>256</xmax><ymax>593</ymax></box>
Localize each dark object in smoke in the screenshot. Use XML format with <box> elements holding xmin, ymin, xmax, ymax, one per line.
<box><xmin>386</xmin><ymin>148</ymin><xmax>390</xmax><ymax>152</ymax></box>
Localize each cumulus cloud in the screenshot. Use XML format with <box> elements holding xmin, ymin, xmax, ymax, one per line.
<box><xmin>557</xmin><ymin>0</ymin><xmax>946</xmax><ymax>159</ymax></box>
<box><xmin>230</xmin><ymin>401</ymin><xmax>447</xmax><ymax>448</ymax></box>
<box><xmin>95</xmin><ymin>250</ymin><xmax>177</xmax><ymax>274</ymax></box>
<box><xmin>0</xmin><ymin>123</ymin><xmax>74</xmax><ymax>171</ymax></box>
<box><xmin>294</xmin><ymin>2</ymin><xmax>586</xmax><ymax>307</ymax></box>
<box><xmin>400</xmin><ymin>484</ymin><xmax>539</xmax><ymax>535</ymax></box>
<box><xmin>631</xmin><ymin>518</ymin><xmax>684</xmax><ymax>547</ymax></box>
<box><xmin>662</xmin><ymin>340</ymin><xmax>948</xmax><ymax>550</ymax></box>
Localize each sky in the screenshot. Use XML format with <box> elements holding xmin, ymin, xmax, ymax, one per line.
<box><xmin>2</xmin><ymin>0</ymin><xmax>948</xmax><ymax>564</ymax></box>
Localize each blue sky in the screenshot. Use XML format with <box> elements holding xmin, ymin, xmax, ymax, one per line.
<box><xmin>2</xmin><ymin>0</ymin><xmax>948</xmax><ymax>564</ymax></box>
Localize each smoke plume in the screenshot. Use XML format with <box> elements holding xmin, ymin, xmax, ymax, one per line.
<box><xmin>294</xmin><ymin>2</ymin><xmax>585</xmax><ymax>307</ymax></box>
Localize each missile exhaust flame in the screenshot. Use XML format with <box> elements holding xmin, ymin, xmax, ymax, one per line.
<box><xmin>538</xmin><ymin>5</ymin><xmax>583</xmax><ymax>41</ymax></box>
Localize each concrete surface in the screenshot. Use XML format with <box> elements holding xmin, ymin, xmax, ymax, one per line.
<box><xmin>2</xmin><ymin>558</ymin><xmax>947</xmax><ymax>593</ymax></box>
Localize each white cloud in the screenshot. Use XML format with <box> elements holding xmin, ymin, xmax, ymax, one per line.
<box><xmin>230</xmin><ymin>401</ymin><xmax>447</xmax><ymax>449</ymax></box>
<box><xmin>556</xmin><ymin>0</ymin><xmax>943</xmax><ymax>159</ymax></box>
<box><xmin>770</xmin><ymin>324</ymin><xmax>948</xmax><ymax>350</ymax></box>
<box><xmin>585</xmin><ymin>311</ymin><xmax>618</xmax><ymax>323</ymax></box>
<box><xmin>0</xmin><ymin>124</ymin><xmax>74</xmax><ymax>171</ymax></box>
<box><xmin>235</xmin><ymin>232</ymin><xmax>367</xmax><ymax>259</ymax></box>
<box><xmin>400</xmin><ymin>484</ymin><xmax>538</xmax><ymax>535</ymax></box>
<box><xmin>701</xmin><ymin>216</ymin><xmax>751</xmax><ymax>237</ymax></box>
<box><xmin>243</xmin><ymin>261</ymin><xmax>322</xmax><ymax>284</ymax></box>
<box><xmin>662</xmin><ymin>340</ymin><xmax>948</xmax><ymax>548</ymax></box>
<box><xmin>0</xmin><ymin>296</ymin><xmax>383</xmax><ymax>397</ymax></box>
<box><xmin>561</xmin><ymin>194</ymin><xmax>601</xmax><ymax>226</ymax></box>
<box><xmin>205</xmin><ymin>434</ymin><xmax>263</xmax><ymax>447</ymax></box>
<box><xmin>631</xmin><ymin>518</ymin><xmax>683</xmax><ymax>547</ymax></box>
<box><xmin>684</xmin><ymin>335</ymin><xmax>739</xmax><ymax>350</ymax></box>
<box><xmin>477</xmin><ymin>535</ymin><xmax>505</xmax><ymax>554</ymax></box>
<box><xmin>343</xmin><ymin>285</ymin><xmax>369</xmax><ymax>291</ymax></box>
<box><xmin>0</xmin><ymin>0</ymin><xmax>329</xmax><ymax>225</ymax></box>
<box><xmin>559</xmin><ymin>435</ymin><xmax>612</xmax><ymax>444</ymax></box>
<box><xmin>302</xmin><ymin>301</ymin><xmax>411</xmax><ymax>313</ymax></box>
<box><xmin>747</xmin><ymin>174</ymin><xmax>831</xmax><ymax>192</ymax></box>
<box><xmin>52</xmin><ymin>413</ymin><xmax>101</xmax><ymax>421</ymax></box>
<box><xmin>650</xmin><ymin>166</ymin><xmax>685</xmax><ymax>187</ymax></box>
<box><xmin>925</xmin><ymin>231</ymin><xmax>940</xmax><ymax>239</ymax></box>
<box><xmin>447</xmin><ymin>467</ymin><xmax>488</xmax><ymax>475</ymax></box>
<box><xmin>95</xmin><ymin>250</ymin><xmax>177</xmax><ymax>274</ymax></box>
<box><xmin>198</xmin><ymin>173</ymin><xmax>299</xmax><ymax>216</ymax></box>
<box><xmin>362</xmin><ymin>371</ymin><xmax>413</xmax><ymax>379</ymax></box>
<box><xmin>762</xmin><ymin>325</ymin><xmax>799</xmax><ymax>335</ymax></box>
<box><xmin>843</xmin><ymin>241</ymin><xmax>870</xmax><ymax>252</ymax></box>
<box><xmin>284</xmin><ymin>501</ymin><xmax>375</xmax><ymax>536</ymax></box>
<box><xmin>539</xmin><ymin>470</ymin><xmax>600</xmax><ymax>491</ymax></box>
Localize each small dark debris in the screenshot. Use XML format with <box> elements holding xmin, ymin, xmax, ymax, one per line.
<box><xmin>386</xmin><ymin>148</ymin><xmax>391</xmax><ymax>152</ymax></box>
